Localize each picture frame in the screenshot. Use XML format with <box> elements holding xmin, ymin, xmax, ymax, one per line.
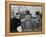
<box><xmin>5</xmin><ymin>1</ymin><xmax>45</xmax><ymax>36</ymax></box>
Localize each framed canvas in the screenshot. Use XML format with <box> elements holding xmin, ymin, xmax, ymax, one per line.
<box><xmin>5</xmin><ymin>1</ymin><xmax>45</xmax><ymax>36</ymax></box>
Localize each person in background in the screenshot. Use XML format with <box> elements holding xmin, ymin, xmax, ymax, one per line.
<box><xmin>36</xmin><ymin>11</ymin><xmax>42</xmax><ymax>31</ymax></box>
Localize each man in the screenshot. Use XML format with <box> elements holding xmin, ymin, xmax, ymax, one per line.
<box><xmin>36</xmin><ymin>11</ymin><xmax>42</xmax><ymax>31</ymax></box>
<box><xmin>21</xmin><ymin>10</ymin><xmax>32</xmax><ymax>32</ymax></box>
<box><xmin>10</xmin><ymin>10</ymin><xmax>21</xmax><ymax>32</ymax></box>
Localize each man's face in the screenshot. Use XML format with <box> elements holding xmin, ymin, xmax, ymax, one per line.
<box><xmin>25</xmin><ymin>15</ymin><xmax>30</xmax><ymax>19</ymax></box>
<box><xmin>15</xmin><ymin>14</ymin><xmax>20</xmax><ymax>19</ymax></box>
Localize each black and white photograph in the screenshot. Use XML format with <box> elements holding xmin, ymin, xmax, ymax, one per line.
<box><xmin>10</xmin><ymin>5</ymin><xmax>42</xmax><ymax>32</ymax></box>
